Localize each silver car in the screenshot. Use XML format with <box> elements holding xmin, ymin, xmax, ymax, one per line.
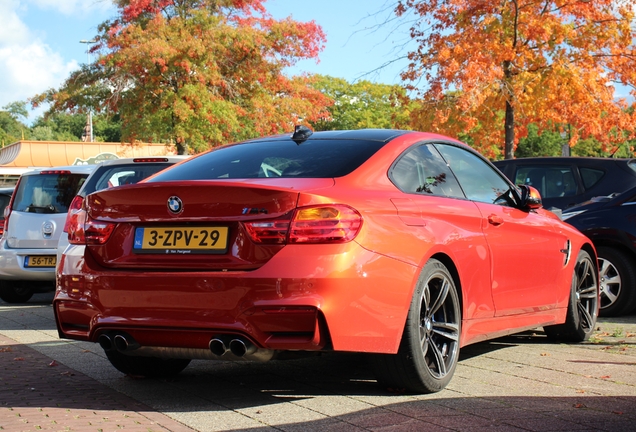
<box><xmin>0</xmin><ymin>165</ymin><xmax>96</xmax><ymax>303</ymax></box>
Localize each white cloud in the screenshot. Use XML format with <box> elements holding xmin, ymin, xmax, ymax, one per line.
<box><xmin>26</xmin><ymin>0</ymin><xmax>114</xmax><ymax>16</ymax></box>
<box><xmin>0</xmin><ymin>0</ymin><xmax>81</xmax><ymax>121</ymax></box>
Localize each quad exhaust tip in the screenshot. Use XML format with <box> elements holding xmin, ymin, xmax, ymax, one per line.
<box><xmin>209</xmin><ymin>338</ymin><xmax>228</xmax><ymax>356</ymax></box>
<box><xmin>209</xmin><ymin>336</ymin><xmax>257</xmax><ymax>357</ymax></box>
<box><xmin>98</xmin><ymin>332</ymin><xmax>140</xmax><ymax>353</ymax></box>
<box><xmin>98</xmin><ymin>334</ymin><xmax>113</xmax><ymax>351</ymax></box>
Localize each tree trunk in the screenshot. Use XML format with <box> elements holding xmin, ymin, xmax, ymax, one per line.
<box><xmin>505</xmin><ymin>98</ymin><xmax>514</xmax><ymax>159</ymax></box>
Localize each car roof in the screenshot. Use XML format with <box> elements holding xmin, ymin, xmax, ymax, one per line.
<box><xmin>494</xmin><ymin>157</ymin><xmax>636</xmax><ymax>165</ymax></box>
<box><xmin>94</xmin><ymin>156</ymin><xmax>190</xmax><ymax>168</ymax></box>
<box><xmin>247</xmin><ymin>129</ymin><xmax>413</xmax><ymax>144</ymax></box>
<box><xmin>21</xmin><ymin>165</ymin><xmax>98</xmax><ymax>175</ymax></box>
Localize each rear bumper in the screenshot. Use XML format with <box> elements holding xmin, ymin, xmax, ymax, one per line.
<box><xmin>55</xmin><ymin>242</ymin><xmax>419</xmax><ymax>355</ymax></box>
<box><xmin>0</xmin><ymin>239</ymin><xmax>57</xmax><ymax>281</ymax></box>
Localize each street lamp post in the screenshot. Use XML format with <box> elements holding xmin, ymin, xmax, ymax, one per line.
<box><xmin>79</xmin><ymin>39</ymin><xmax>97</xmax><ymax>143</ymax></box>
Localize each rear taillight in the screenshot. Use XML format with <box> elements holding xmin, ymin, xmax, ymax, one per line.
<box><xmin>67</xmin><ymin>202</ymin><xmax>115</xmax><ymax>246</ymax></box>
<box><xmin>244</xmin><ymin>205</ymin><xmax>362</xmax><ymax>244</ymax></box>
<box><xmin>64</xmin><ymin>195</ymin><xmax>84</xmax><ymax>233</ymax></box>
<box><xmin>2</xmin><ymin>206</ymin><xmax>10</xmax><ymax>237</ymax></box>
<box><xmin>3</xmin><ymin>177</ymin><xmax>18</xmax><ymax>237</ymax></box>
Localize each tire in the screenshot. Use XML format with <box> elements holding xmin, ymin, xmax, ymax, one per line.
<box><xmin>0</xmin><ymin>281</ymin><xmax>34</xmax><ymax>303</ymax></box>
<box><xmin>371</xmin><ymin>259</ymin><xmax>461</xmax><ymax>393</ymax></box>
<box><xmin>596</xmin><ymin>246</ymin><xmax>636</xmax><ymax>317</ymax></box>
<box><xmin>544</xmin><ymin>250</ymin><xmax>598</xmax><ymax>342</ymax></box>
<box><xmin>105</xmin><ymin>350</ymin><xmax>191</xmax><ymax>378</ymax></box>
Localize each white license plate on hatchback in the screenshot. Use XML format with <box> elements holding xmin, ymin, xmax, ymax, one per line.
<box><xmin>25</xmin><ymin>255</ymin><xmax>57</xmax><ymax>268</ymax></box>
<box><xmin>133</xmin><ymin>227</ymin><xmax>229</xmax><ymax>254</ymax></box>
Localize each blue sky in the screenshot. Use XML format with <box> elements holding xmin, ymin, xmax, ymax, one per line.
<box><xmin>2</xmin><ymin>0</ymin><xmax>632</xmax><ymax>124</ymax></box>
<box><xmin>0</xmin><ymin>0</ymin><xmax>413</xmax><ymax>122</ymax></box>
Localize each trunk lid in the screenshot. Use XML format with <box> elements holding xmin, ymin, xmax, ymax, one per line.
<box><xmin>84</xmin><ymin>179</ymin><xmax>333</xmax><ymax>270</ymax></box>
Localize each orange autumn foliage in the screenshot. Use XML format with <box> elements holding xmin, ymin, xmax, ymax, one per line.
<box><xmin>33</xmin><ymin>0</ymin><xmax>331</xmax><ymax>154</ymax></box>
<box><xmin>396</xmin><ymin>0</ymin><xmax>636</xmax><ymax>159</ymax></box>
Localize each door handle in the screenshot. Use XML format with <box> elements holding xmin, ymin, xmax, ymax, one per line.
<box><xmin>488</xmin><ymin>214</ymin><xmax>504</xmax><ymax>226</ymax></box>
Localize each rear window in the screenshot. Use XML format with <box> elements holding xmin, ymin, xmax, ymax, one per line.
<box><xmin>513</xmin><ymin>165</ymin><xmax>577</xmax><ymax>198</ymax></box>
<box><xmin>82</xmin><ymin>163</ymin><xmax>175</xmax><ymax>195</ymax></box>
<box><xmin>579</xmin><ymin>167</ymin><xmax>604</xmax><ymax>190</ymax></box>
<box><xmin>12</xmin><ymin>173</ymin><xmax>88</xmax><ymax>214</ymax></box>
<box><xmin>151</xmin><ymin>139</ymin><xmax>387</xmax><ymax>181</ymax></box>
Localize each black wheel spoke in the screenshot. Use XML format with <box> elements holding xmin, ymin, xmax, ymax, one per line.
<box><xmin>428</xmin><ymin>340</ymin><xmax>447</xmax><ymax>376</ymax></box>
<box><xmin>577</xmin><ymin>300</ymin><xmax>594</xmax><ymax>330</ymax></box>
<box><xmin>432</xmin><ymin>322</ymin><xmax>459</xmax><ymax>342</ymax></box>
<box><xmin>579</xmin><ymin>285</ymin><xmax>598</xmax><ymax>299</ymax></box>
<box><xmin>576</xmin><ymin>258</ymin><xmax>590</xmax><ymax>291</ymax></box>
<box><xmin>428</xmin><ymin>279</ymin><xmax>449</xmax><ymax>316</ymax></box>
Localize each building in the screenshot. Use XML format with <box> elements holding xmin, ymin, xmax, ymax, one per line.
<box><xmin>0</xmin><ymin>140</ymin><xmax>178</xmax><ymax>186</ymax></box>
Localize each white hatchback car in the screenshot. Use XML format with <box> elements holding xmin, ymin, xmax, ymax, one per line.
<box><xmin>0</xmin><ymin>165</ymin><xmax>96</xmax><ymax>303</ymax></box>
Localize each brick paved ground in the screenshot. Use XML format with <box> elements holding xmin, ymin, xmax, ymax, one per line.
<box><xmin>0</xmin><ymin>333</ymin><xmax>193</xmax><ymax>432</ymax></box>
<box><xmin>1</xmin><ymin>295</ymin><xmax>636</xmax><ymax>431</ymax></box>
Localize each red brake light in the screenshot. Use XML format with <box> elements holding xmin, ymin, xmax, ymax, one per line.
<box><xmin>64</xmin><ymin>195</ymin><xmax>84</xmax><ymax>233</ymax></box>
<box><xmin>2</xmin><ymin>206</ymin><xmax>10</xmax><ymax>237</ymax></box>
<box><xmin>132</xmin><ymin>158</ymin><xmax>168</xmax><ymax>163</ymax></box>
<box><xmin>243</xmin><ymin>214</ymin><xmax>291</xmax><ymax>244</ymax></box>
<box><xmin>84</xmin><ymin>219</ymin><xmax>116</xmax><ymax>245</ymax></box>
<box><xmin>40</xmin><ymin>170</ymin><xmax>72</xmax><ymax>175</ymax></box>
<box><xmin>243</xmin><ymin>205</ymin><xmax>362</xmax><ymax>244</ymax></box>
<box><xmin>289</xmin><ymin>205</ymin><xmax>362</xmax><ymax>243</ymax></box>
<box><xmin>67</xmin><ymin>202</ymin><xmax>115</xmax><ymax>246</ymax></box>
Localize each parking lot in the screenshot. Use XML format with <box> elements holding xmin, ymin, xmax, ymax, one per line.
<box><xmin>0</xmin><ymin>293</ymin><xmax>635</xmax><ymax>432</ymax></box>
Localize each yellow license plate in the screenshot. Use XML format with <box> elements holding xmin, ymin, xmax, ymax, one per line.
<box><xmin>25</xmin><ymin>255</ymin><xmax>57</xmax><ymax>267</ymax></box>
<box><xmin>133</xmin><ymin>227</ymin><xmax>229</xmax><ymax>254</ymax></box>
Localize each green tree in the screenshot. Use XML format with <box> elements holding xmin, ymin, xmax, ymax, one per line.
<box><xmin>33</xmin><ymin>0</ymin><xmax>331</xmax><ymax>154</ymax></box>
<box><xmin>309</xmin><ymin>75</ymin><xmax>412</xmax><ymax>131</ymax></box>
<box><xmin>29</xmin><ymin>112</ymin><xmax>122</xmax><ymax>142</ymax></box>
<box><xmin>0</xmin><ymin>101</ymin><xmax>30</xmax><ymax>145</ymax></box>
<box><xmin>514</xmin><ymin>125</ymin><xmax>563</xmax><ymax>158</ymax></box>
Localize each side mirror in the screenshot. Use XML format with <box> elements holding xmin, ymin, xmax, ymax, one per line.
<box><xmin>517</xmin><ymin>184</ymin><xmax>542</xmax><ymax>210</ymax></box>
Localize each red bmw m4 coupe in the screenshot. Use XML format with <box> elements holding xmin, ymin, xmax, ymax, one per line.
<box><xmin>55</xmin><ymin>128</ymin><xmax>599</xmax><ymax>393</ymax></box>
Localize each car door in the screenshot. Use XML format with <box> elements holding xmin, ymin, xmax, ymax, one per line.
<box><xmin>389</xmin><ymin>143</ymin><xmax>496</xmax><ymax>320</ymax></box>
<box><xmin>437</xmin><ymin>144</ymin><xmax>565</xmax><ymax>316</ymax></box>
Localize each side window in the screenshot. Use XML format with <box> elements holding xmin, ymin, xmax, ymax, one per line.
<box><xmin>579</xmin><ymin>167</ymin><xmax>604</xmax><ymax>190</ymax></box>
<box><xmin>514</xmin><ymin>166</ymin><xmax>576</xmax><ymax>198</ymax></box>
<box><xmin>390</xmin><ymin>144</ymin><xmax>464</xmax><ymax>198</ymax></box>
<box><xmin>436</xmin><ymin>144</ymin><xmax>510</xmax><ymax>205</ymax></box>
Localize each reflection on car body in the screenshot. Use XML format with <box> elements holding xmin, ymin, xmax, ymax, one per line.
<box><xmin>55</xmin><ymin>129</ymin><xmax>599</xmax><ymax>393</ymax></box>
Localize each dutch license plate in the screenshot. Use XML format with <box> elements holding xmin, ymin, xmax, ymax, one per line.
<box><xmin>133</xmin><ymin>226</ymin><xmax>229</xmax><ymax>254</ymax></box>
<box><xmin>25</xmin><ymin>255</ymin><xmax>56</xmax><ymax>268</ymax></box>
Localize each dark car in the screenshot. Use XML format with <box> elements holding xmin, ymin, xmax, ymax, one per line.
<box><xmin>494</xmin><ymin>157</ymin><xmax>636</xmax><ymax>210</ymax></box>
<box><xmin>563</xmin><ymin>188</ymin><xmax>636</xmax><ymax>316</ymax></box>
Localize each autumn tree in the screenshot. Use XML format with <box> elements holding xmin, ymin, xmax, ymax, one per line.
<box><xmin>396</xmin><ymin>0</ymin><xmax>636</xmax><ymax>159</ymax></box>
<box><xmin>33</xmin><ymin>0</ymin><xmax>331</xmax><ymax>154</ymax></box>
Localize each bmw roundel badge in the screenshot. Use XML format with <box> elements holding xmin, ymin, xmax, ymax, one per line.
<box><xmin>167</xmin><ymin>196</ymin><xmax>183</xmax><ymax>214</ymax></box>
